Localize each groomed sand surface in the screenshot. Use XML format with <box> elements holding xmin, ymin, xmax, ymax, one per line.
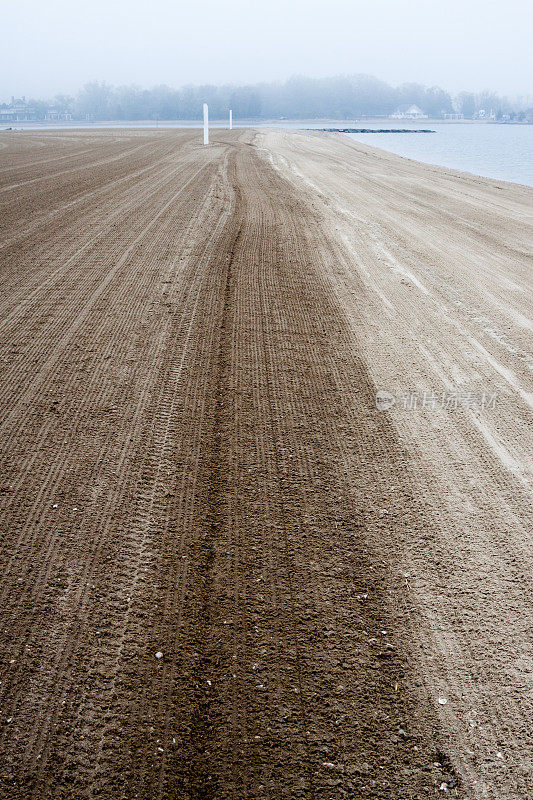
<box><xmin>0</xmin><ymin>128</ymin><xmax>531</xmax><ymax>799</ymax></box>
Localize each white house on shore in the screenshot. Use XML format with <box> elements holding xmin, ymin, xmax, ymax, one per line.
<box><xmin>0</xmin><ymin>97</ymin><xmax>37</xmax><ymax>123</ymax></box>
<box><xmin>390</xmin><ymin>104</ymin><xmax>428</xmax><ymax>120</ymax></box>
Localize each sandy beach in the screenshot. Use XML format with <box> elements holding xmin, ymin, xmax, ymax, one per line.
<box><xmin>0</xmin><ymin>128</ymin><xmax>531</xmax><ymax>799</ymax></box>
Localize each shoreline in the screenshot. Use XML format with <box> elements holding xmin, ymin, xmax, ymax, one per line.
<box><xmin>3</xmin><ymin>116</ymin><xmax>531</xmax><ymax>126</ymax></box>
<box><xmin>338</xmin><ymin>130</ymin><xmax>533</xmax><ymax>189</ymax></box>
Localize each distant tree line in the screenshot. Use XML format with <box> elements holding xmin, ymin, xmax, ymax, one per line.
<box><xmin>6</xmin><ymin>75</ymin><xmax>532</xmax><ymax>121</ymax></box>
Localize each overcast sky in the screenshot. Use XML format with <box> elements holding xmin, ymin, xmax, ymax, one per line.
<box><xmin>2</xmin><ymin>0</ymin><xmax>532</xmax><ymax>101</ymax></box>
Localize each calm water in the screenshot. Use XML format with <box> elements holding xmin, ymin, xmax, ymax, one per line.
<box><xmin>344</xmin><ymin>122</ymin><xmax>532</xmax><ymax>187</ymax></box>
<box><xmin>8</xmin><ymin>119</ymin><xmax>533</xmax><ymax>187</ymax></box>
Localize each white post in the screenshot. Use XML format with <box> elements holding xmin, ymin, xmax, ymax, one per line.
<box><xmin>203</xmin><ymin>103</ymin><xmax>209</xmax><ymax>145</ymax></box>
<box><xmin>229</xmin><ymin>109</ymin><xmax>233</xmax><ymax>130</ymax></box>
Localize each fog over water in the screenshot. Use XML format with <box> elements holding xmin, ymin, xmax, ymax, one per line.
<box><xmin>2</xmin><ymin>0</ymin><xmax>532</xmax><ymax>100</ymax></box>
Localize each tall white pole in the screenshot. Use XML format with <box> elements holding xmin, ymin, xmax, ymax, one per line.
<box><xmin>203</xmin><ymin>103</ymin><xmax>209</xmax><ymax>145</ymax></box>
<box><xmin>229</xmin><ymin>109</ymin><xmax>232</xmax><ymax>130</ymax></box>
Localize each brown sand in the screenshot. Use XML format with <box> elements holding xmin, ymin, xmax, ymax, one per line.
<box><xmin>0</xmin><ymin>128</ymin><xmax>531</xmax><ymax>799</ymax></box>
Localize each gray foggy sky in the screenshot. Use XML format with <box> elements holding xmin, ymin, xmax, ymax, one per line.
<box><xmin>2</xmin><ymin>0</ymin><xmax>532</xmax><ymax>101</ymax></box>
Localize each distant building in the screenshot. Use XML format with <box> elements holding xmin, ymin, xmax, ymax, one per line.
<box><xmin>390</xmin><ymin>104</ymin><xmax>428</xmax><ymax>120</ymax></box>
<box><xmin>477</xmin><ymin>109</ymin><xmax>496</xmax><ymax>120</ymax></box>
<box><xmin>45</xmin><ymin>108</ymin><xmax>72</xmax><ymax>121</ymax></box>
<box><xmin>0</xmin><ymin>97</ymin><xmax>37</xmax><ymax>122</ymax></box>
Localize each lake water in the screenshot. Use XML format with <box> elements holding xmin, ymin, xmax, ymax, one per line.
<box><xmin>343</xmin><ymin>122</ymin><xmax>532</xmax><ymax>187</ymax></box>
<box><xmin>7</xmin><ymin>119</ymin><xmax>532</xmax><ymax>187</ymax></box>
